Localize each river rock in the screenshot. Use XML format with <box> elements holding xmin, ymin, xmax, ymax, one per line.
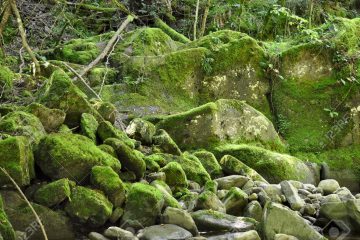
<box><xmin>137</xmin><ymin>224</ymin><xmax>192</xmax><ymax>240</ymax></box>
<box><xmin>215</xmin><ymin>175</ymin><xmax>249</xmax><ymax>190</ymax></box>
<box><xmin>280</xmin><ymin>181</ymin><xmax>305</xmax><ymax>211</ymax></box>
<box><xmin>207</xmin><ymin>230</ymin><xmax>261</xmax><ymax>240</ymax></box>
<box><xmin>318</xmin><ymin>179</ymin><xmax>340</xmax><ymax>195</ymax></box>
<box><xmin>161</xmin><ymin>207</ymin><xmax>199</xmax><ymax>236</ymax></box>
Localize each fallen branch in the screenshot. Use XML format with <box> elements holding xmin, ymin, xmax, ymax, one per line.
<box><xmin>154</xmin><ymin>18</ymin><xmax>190</xmax><ymax>43</ymax></box>
<box><xmin>0</xmin><ymin>167</ymin><xmax>48</xmax><ymax>240</ymax></box>
<box><xmin>193</xmin><ymin>0</ymin><xmax>200</xmax><ymax>40</ymax></box>
<box><xmin>79</xmin><ymin>15</ymin><xmax>134</xmax><ymax>77</ymax></box>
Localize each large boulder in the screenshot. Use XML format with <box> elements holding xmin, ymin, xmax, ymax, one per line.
<box><xmin>262</xmin><ymin>202</ymin><xmax>326</xmax><ymax>240</ymax></box>
<box><xmin>65</xmin><ymin>186</ymin><xmax>113</xmax><ymax>227</ymax></box>
<box><xmin>0</xmin><ymin>136</ymin><xmax>34</xmax><ymax>187</ymax></box>
<box><xmin>26</xmin><ymin>103</ymin><xmax>66</xmax><ymax>132</ymax></box>
<box><xmin>213</xmin><ymin>144</ymin><xmax>319</xmax><ymax>184</ymax></box>
<box><xmin>121</xmin><ymin>183</ymin><xmax>164</xmax><ymax>229</ymax></box>
<box><xmin>156</xmin><ymin>99</ymin><xmax>284</xmax><ymax>151</ymax></box>
<box><xmin>0</xmin><ymin>111</ymin><xmax>46</xmax><ymax>145</ymax></box>
<box><xmin>35</xmin><ymin>133</ymin><xmax>121</xmax><ymax>183</ymax></box>
<box><xmin>1</xmin><ymin>191</ymin><xmax>75</xmax><ymax>240</ymax></box>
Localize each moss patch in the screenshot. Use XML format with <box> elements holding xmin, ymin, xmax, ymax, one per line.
<box><xmin>34</xmin><ymin>178</ymin><xmax>74</xmax><ymax>207</ymax></box>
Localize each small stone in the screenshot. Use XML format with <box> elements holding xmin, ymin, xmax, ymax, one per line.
<box><xmin>146</xmin><ymin>172</ymin><xmax>166</xmax><ymax>182</ymax></box>
<box><xmin>104</xmin><ymin>226</ymin><xmax>137</xmax><ymax>240</ymax></box>
<box><xmin>207</xmin><ymin>230</ymin><xmax>261</xmax><ymax>240</ymax></box>
<box><xmin>223</xmin><ymin>187</ymin><xmax>248</xmax><ymax>216</ymax></box>
<box><xmin>137</xmin><ymin>224</ymin><xmax>192</xmax><ymax>240</ymax></box>
<box><xmin>274</xmin><ymin>234</ymin><xmax>299</xmax><ymax>240</ymax></box>
<box><xmin>214</xmin><ymin>175</ymin><xmax>249</xmax><ymax>190</ymax></box>
<box><xmin>244</xmin><ymin>201</ymin><xmax>262</xmax><ymax>222</ymax></box>
<box><xmin>196</xmin><ymin>191</ymin><xmax>226</xmax><ymax>213</ymax></box>
<box><xmin>89</xmin><ymin>232</ymin><xmax>110</xmax><ymax>240</ymax></box>
<box><xmin>109</xmin><ymin>207</ymin><xmax>124</xmax><ymax>223</ymax></box>
<box><xmin>161</xmin><ymin>207</ymin><xmax>199</xmax><ymax>236</ymax></box>
<box><xmin>318</xmin><ymin>179</ymin><xmax>340</xmax><ymax>195</ymax></box>
<box><xmin>280</xmin><ymin>181</ymin><xmax>305</xmax><ymax>211</ymax></box>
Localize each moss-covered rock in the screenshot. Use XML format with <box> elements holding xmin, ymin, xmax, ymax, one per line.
<box><xmin>33</xmin><ymin>178</ymin><xmax>74</xmax><ymax>207</ymax></box>
<box><xmin>186</xmin><ymin>31</ymin><xmax>271</xmax><ymax>117</ymax></box>
<box><xmin>87</xmin><ymin>67</ymin><xmax>118</xmax><ymax>87</ymax></box>
<box><xmin>152</xmin><ymin>129</ymin><xmax>182</xmax><ymax>155</ymax></box>
<box><xmin>126</xmin><ymin>118</ymin><xmax>156</xmax><ymax>144</ymax></box>
<box><xmin>53</xmin><ymin>38</ymin><xmax>101</xmax><ymax>65</ymax></box>
<box><xmin>213</xmin><ymin>144</ymin><xmax>319</xmax><ymax>184</ymax></box>
<box><xmin>197</xmin><ymin>190</ymin><xmax>226</xmax><ymax>213</ymax></box>
<box><xmin>160</xmin><ymin>153</ymin><xmax>211</xmax><ymax>185</ymax></box>
<box><xmin>0</xmin><ymin>195</ymin><xmax>15</xmax><ymax>240</ymax></box>
<box><xmin>0</xmin><ymin>136</ymin><xmax>34</xmax><ymax>187</ymax></box>
<box><xmin>192</xmin><ymin>150</ymin><xmax>223</xmax><ymax>178</ymax></box>
<box><xmin>222</xmin><ymin>187</ymin><xmax>248</xmax><ymax>216</ymax></box>
<box><xmin>157</xmin><ymin>99</ymin><xmax>284</xmax><ymax>151</ymax></box>
<box><xmin>65</xmin><ymin>186</ymin><xmax>113</xmax><ymax>227</ymax></box>
<box><xmin>38</xmin><ymin>70</ymin><xmax>103</xmax><ymax>128</ymax></box>
<box><xmin>0</xmin><ymin>65</ymin><xmax>15</xmax><ymax>98</ymax></box>
<box><xmin>2</xmin><ymin>190</ymin><xmax>75</xmax><ymax>240</ymax></box>
<box><xmin>143</xmin><ymin>156</ymin><xmax>161</xmax><ymax>172</ymax></box>
<box><xmin>144</xmin><ymin>154</ymin><xmax>168</xmax><ymax>168</ymax></box>
<box><xmin>90</xmin><ymin>166</ymin><xmax>125</xmax><ymax>207</ymax></box>
<box><xmin>26</xmin><ymin>103</ymin><xmax>66</xmax><ymax>132</ymax></box>
<box><xmin>97</xmin><ymin>144</ymin><xmax>117</xmax><ymax>158</ymax></box>
<box><xmin>219</xmin><ymin>155</ymin><xmax>268</xmax><ymax>183</ymax></box>
<box><xmin>121</xmin><ymin>183</ymin><xmax>164</xmax><ymax>229</ymax></box>
<box><xmin>160</xmin><ymin>162</ymin><xmax>188</xmax><ymax>189</ymax></box>
<box><xmin>104</xmin><ymin>138</ymin><xmax>146</xmax><ymax>179</ymax></box>
<box><xmin>93</xmin><ymin>101</ymin><xmax>117</xmax><ymax>124</ymax></box>
<box><xmin>80</xmin><ymin>113</ymin><xmax>99</xmax><ymax>142</ymax></box>
<box><xmin>97</xmin><ymin>121</ymin><xmax>135</xmax><ymax>148</ymax></box>
<box><xmin>0</xmin><ymin>111</ymin><xmax>46</xmax><ymax>145</ymax></box>
<box><xmin>36</xmin><ymin>133</ymin><xmax>121</xmax><ymax>183</ymax></box>
<box><xmin>151</xmin><ymin>180</ymin><xmax>182</xmax><ymax>209</ymax></box>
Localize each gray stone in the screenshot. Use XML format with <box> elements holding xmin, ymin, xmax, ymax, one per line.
<box><xmin>137</xmin><ymin>224</ymin><xmax>192</xmax><ymax>240</ymax></box>
<box><xmin>104</xmin><ymin>226</ymin><xmax>138</xmax><ymax>240</ymax></box>
<box><xmin>262</xmin><ymin>202</ymin><xmax>326</xmax><ymax>240</ymax></box>
<box><xmin>191</xmin><ymin>210</ymin><xmax>257</xmax><ymax>232</ymax></box>
<box><xmin>318</xmin><ymin>179</ymin><xmax>340</xmax><ymax>195</ymax></box>
<box><xmin>223</xmin><ymin>187</ymin><xmax>248</xmax><ymax>216</ymax></box>
<box><xmin>335</xmin><ymin>187</ymin><xmax>355</xmax><ymax>202</ymax></box>
<box><xmin>262</xmin><ymin>184</ymin><xmax>282</xmax><ymax>203</ymax></box>
<box><xmin>274</xmin><ymin>234</ymin><xmax>299</xmax><ymax>240</ymax></box>
<box><xmin>126</xmin><ymin>118</ymin><xmax>156</xmax><ymax>144</ymax></box>
<box><xmin>89</xmin><ymin>232</ymin><xmax>110</xmax><ymax>240</ymax></box>
<box><xmin>207</xmin><ymin>230</ymin><xmax>261</xmax><ymax>240</ymax></box>
<box><xmin>196</xmin><ymin>191</ymin><xmax>226</xmax><ymax>213</ymax></box>
<box><xmin>280</xmin><ymin>181</ymin><xmax>305</xmax><ymax>211</ymax></box>
<box><xmin>244</xmin><ymin>201</ymin><xmax>262</xmax><ymax>222</ymax></box>
<box><xmin>214</xmin><ymin>175</ymin><xmax>250</xmax><ymax>190</ymax></box>
<box><xmin>161</xmin><ymin>207</ymin><xmax>199</xmax><ymax>236</ymax></box>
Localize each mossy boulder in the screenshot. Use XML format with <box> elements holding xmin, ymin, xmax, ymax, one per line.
<box><xmin>0</xmin><ymin>196</ymin><xmax>15</xmax><ymax>240</ymax></box>
<box><xmin>87</xmin><ymin>67</ymin><xmax>117</xmax><ymax>87</ymax></box>
<box><xmin>151</xmin><ymin>180</ymin><xmax>182</xmax><ymax>209</ymax></box>
<box><xmin>34</xmin><ymin>178</ymin><xmax>74</xmax><ymax>207</ymax></box>
<box><xmin>152</xmin><ymin>129</ymin><xmax>182</xmax><ymax>155</ymax></box>
<box><xmin>186</xmin><ymin>31</ymin><xmax>271</xmax><ymax>117</ymax></box>
<box><xmin>93</xmin><ymin>101</ymin><xmax>117</xmax><ymax>124</ymax></box>
<box><xmin>65</xmin><ymin>186</ymin><xmax>113</xmax><ymax>227</ymax></box>
<box><xmin>219</xmin><ymin>155</ymin><xmax>268</xmax><ymax>183</ymax></box>
<box><xmin>97</xmin><ymin>121</ymin><xmax>135</xmax><ymax>148</ymax></box>
<box><xmin>160</xmin><ymin>153</ymin><xmax>211</xmax><ymax>185</ymax></box>
<box><xmin>192</xmin><ymin>150</ymin><xmax>223</xmax><ymax>178</ymax></box>
<box><xmin>143</xmin><ymin>156</ymin><xmax>161</xmax><ymax>172</ymax></box>
<box><xmin>121</xmin><ymin>183</ymin><xmax>164</xmax><ymax>229</ymax></box>
<box><xmin>80</xmin><ymin>113</ymin><xmax>99</xmax><ymax>142</ymax></box>
<box><xmin>160</xmin><ymin>162</ymin><xmax>188</xmax><ymax>189</ymax></box>
<box><xmin>0</xmin><ymin>111</ymin><xmax>46</xmax><ymax>145</ymax></box>
<box><xmin>156</xmin><ymin>99</ymin><xmax>284</xmax><ymax>151</ymax></box>
<box><xmin>38</xmin><ymin>70</ymin><xmax>102</xmax><ymax>128</ymax></box>
<box><xmin>104</xmin><ymin>138</ymin><xmax>146</xmax><ymax>179</ymax></box>
<box><xmin>197</xmin><ymin>191</ymin><xmax>226</xmax><ymax>213</ymax></box>
<box><xmin>125</xmin><ymin>118</ymin><xmax>156</xmax><ymax>144</ymax></box>
<box><xmin>0</xmin><ymin>136</ymin><xmax>34</xmax><ymax>187</ymax></box>
<box><xmin>223</xmin><ymin>187</ymin><xmax>249</xmax><ymax>216</ymax></box>
<box><xmin>90</xmin><ymin>166</ymin><xmax>125</xmax><ymax>207</ymax></box>
<box><xmin>213</xmin><ymin>144</ymin><xmax>319</xmax><ymax>184</ymax></box>
<box><xmin>2</xmin><ymin>191</ymin><xmax>75</xmax><ymax>240</ymax></box>
<box><xmin>36</xmin><ymin>133</ymin><xmax>121</xmax><ymax>183</ymax></box>
<box><xmin>26</xmin><ymin>103</ymin><xmax>66</xmax><ymax>132</ymax></box>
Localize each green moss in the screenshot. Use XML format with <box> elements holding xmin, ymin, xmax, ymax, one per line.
<box><xmin>152</xmin><ymin>129</ymin><xmax>182</xmax><ymax>155</ymax></box>
<box><xmin>87</xmin><ymin>67</ymin><xmax>118</xmax><ymax>87</ymax></box>
<box><xmin>143</xmin><ymin>156</ymin><xmax>161</xmax><ymax>172</ymax></box>
<box><xmin>204</xmin><ymin>180</ymin><xmax>218</xmax><ymax>193</ymax></box>
<box><xmin>144</xmin><ymin>154</ymin><xmax>168</xmax><ymax>167</ymax></box>
<box><xmin>219</xmin><ymin>155</ymin><xmax>267</xmax><ymax>183</ymax></box>
<box><xmin>26</xmin><ymin>103</ymin><xmax>66</xmax><ymax>132</ymax></box>
<box><xmin>160</xmin><ymin>162</ymin><xmax>188</xmax><ymax>188</ymax></box>
<box><xmin>53</xmin><ymin>38</ymin><xmax>100</xmax><ymax>64</ymax></box>
<box><xmin>0</xmin><ymin>111</ymin><xmax>46</xmax><ymax>145</ymax></box>
<box><xmin>121</xmin><ymin>183</ymin><xmax>164</xmax><ymax>228</ymax></box>
<box><xmin>0</xmin><ymin>136</ymin><xmax>34</xmax><ymax>187</ymax></box>
<box><xmin>36</xmin><ymin>133</ymin><xmax>121</xmax><ymax>183</ymax></box>
<box><xmin>97</xmin><ymin>144</ymin><xmax>117</xmax><ymax>158</ymax></box>
<box><xmin>34</xmin><ymin>178</ymin><xmax>74</xmax><ymax>207</ymax></box>
<box><xmin>38</xmin><ymin>70</ymin><xmax>103</xmax><ymax>128</ymax></box>
<box><xmin>0</xmin><ymin>65</ymin><xmax>15</xmax><ymax>96</ymax></box>
<box><xmin>104</xmin><ymin>138</ymin><xmax>146</xmax><ymax>179</ymax></box>
<box><xmin>97</xmin><ymin>121</ymin><xmax>135</xmax><ymax>148</ymax></box>
<box><xmin>154</xmin><ymin>18</ymin><xmax>190</xmax><ymax>44</ymax></box>
<box><xmin>80</xmin><ymin>113</ymin><xmax>99</xmax><ymax>142</ymax></box>
<box><xmin>150</xmin><ymin>180</ymin><xmax>181</xmax><ymax>208</ymax></box>
<box><xmin>126</xmin><ymin>118</ymin><xmax>156</xmax><ymax>144</ymax></box>
<box><xmin>0</xmin><ymin>196</ymin><xmax>15</xmax><ymax>240</ymax></box>
<box><xmin>93</xmin><ymin>101</ymin><xmax>117</xmax><ymax>124</ymax></box>
<box><xmin>65</xmin><ymin>186</ymin><xmax>113</xmax><ymax>227</ymax></box>
<box><xmin>193</xmin><ymin>150</ymin><xmax>223</xmax><ymax>178</ymax></box>
<box><xmin>212</xmin><ymin>144</ymin><xmax>318</xmax><ymax>184</ymax></box>
<box><xmin>91</xmin><ymin>166</ymin><xmax>125</xmax><ymax>207</ymax></box>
